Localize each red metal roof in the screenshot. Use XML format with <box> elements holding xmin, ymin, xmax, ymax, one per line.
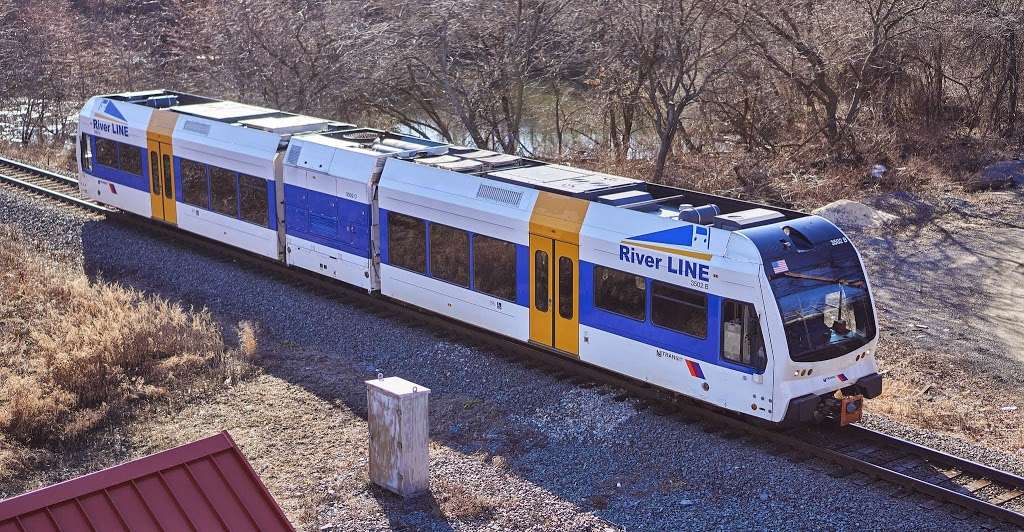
<box><xmin>0</xmin><ymin>431</ymin><xmax>293</xmax><ymax>532</ymax></box>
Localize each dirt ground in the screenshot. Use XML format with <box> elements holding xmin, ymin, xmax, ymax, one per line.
<box><xmin>856</xmin><ymin>188</ymin><xmax>1024</xmax><ymax>450</ymax></box>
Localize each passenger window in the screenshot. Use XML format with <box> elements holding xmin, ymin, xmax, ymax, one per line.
<box><xmin>594</xmin><ymin>265</ymin><xmax>645</xmax><ymax>320</ymax></box>
<box><xmin>149</xmin><ymin>152</ymin><xmax>160</xmax><ymax>192</ymax></box>
<box><xmin>95</xmin><ymin>138</ymin><xmax>117</xmax><ymax>168</ymax></box>
<box><xmin>652</xmin><ymin>281</ymin><xmax>707</xmax><ymax>338</ymax></box>
<box><xmin>722</xmin><ymin>299</ymin><xmax>767</xmax><ymax>371</ymax></box>
<box><xmin>209</xmin><ymin>166</ymin><xmax>238</xmax><ymax>216</ymax></box>
<box><xmin>238</xmin><ymin>174</ymin><xmax>268</xmax><ymax>226</ymax></box>
<box><xmin>119</xmin><ymin>143</ymin><xmax>142</xmax><ymax>176</ymax></box>
<box><xmin>388</xmin><ymin>212</ymin><xmax>426</xmax><ymax>273</ymax></box>
<box><xmin>429</xmin><ymin>223</ymin><xmax>470</xmax><ymax>287</ymax></box>
<box><xmin>534</xmin><ymin>250</ymin><xmax>548</xmax><ymax>312</ymax></box>
<box><xmin>162</xmin><ymin>155</ymin><xmax>172</xmax><ymax>198</ymax></box>
<box><xmin>558</xmin><ymin>256</ymin><xmax>573</xmax><ymax>319</ymax></box>
<box><xmin>79</xmin><ymin>134</ymin><xmax>92</xmax><ymax>172</ymax></box>
<box><xmin>472</xmin><ymin>234</ymin><xmax>516</xmax><ymax>301</ymax></box>
<box><xmin>181</xmin><ymin>159</ymin><xmax>209</xmax><ymax>207</ymax></box>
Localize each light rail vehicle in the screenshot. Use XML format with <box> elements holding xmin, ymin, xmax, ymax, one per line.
<box><xmin>76</xmin><ymin>90</ymin><xmax>883</xmax><ymax>425</ymax></box>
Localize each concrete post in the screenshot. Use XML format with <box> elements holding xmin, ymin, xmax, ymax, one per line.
<box><xmin>365</xmin><ymin>376</ymin><xmax>430</xmax><ymax>497</ymax></box>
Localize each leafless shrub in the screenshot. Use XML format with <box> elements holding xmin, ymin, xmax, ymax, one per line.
<box><xmin>237</xmin><ymin>320</ymin><xmax>260</xmax><ymax>361</ymax></box>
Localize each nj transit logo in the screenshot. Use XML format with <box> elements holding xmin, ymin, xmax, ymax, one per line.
<box><xmin>93</xmin><ymin>100</ymin><xmax>130</xmax><ymax>137</ymax></box>
<box><xmin>619</xmin><ymin>225</ymin><xmax>712</xmax><ymax>283</ymax></box>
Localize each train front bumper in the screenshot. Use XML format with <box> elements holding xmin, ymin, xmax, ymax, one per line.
<box><xmin>782</xmin><ymin>372</ymin><xmax>883</xmax><ymax>425</ymax></box>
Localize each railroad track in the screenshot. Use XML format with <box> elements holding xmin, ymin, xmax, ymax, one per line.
<box><xmin>4</xmin><ymin>157</ymin><xmax>1024</xmax><ymax>528</ymax></box>
<box><xmin>0</xmin><ymin>155</ymin><xmax>110</xmax><ymax>212</ymax></box>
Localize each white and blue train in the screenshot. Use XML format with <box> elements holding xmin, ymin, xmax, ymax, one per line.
<box><xmin>77</xmin><ymin>90</ymin><xmax>883</xmax><ymax>425</ymax></box>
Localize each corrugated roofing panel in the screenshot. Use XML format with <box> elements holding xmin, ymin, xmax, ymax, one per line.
<box><xmin>0</xmin><ymin>431</ymin><xmax>292</xmax><ymax>532</ymax></box>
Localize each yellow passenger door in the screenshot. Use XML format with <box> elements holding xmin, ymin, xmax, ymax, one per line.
<box><xmin>553</xmin><ymin>240</ymin><xmax>579</xmax><ymax>355</ymax></box>
<box><xmin>529</xmin><ymin>234</ymin><xmax>579</xmax><ymax>357</ymax></box>
<box><xmin>147</xmin><ymin>140</ymin><xmax>164</xmax><ymax>220</ymax></box>
<box><xmin>147</xmin><ymin>141</ymin><xmax>176</xmax><ymax>224</ymax></box>
<box><xmin>146</xmin><ymin>109</ymin><xmax>178</xmax><ymax>224</ymax></box>
<box><xmin>157</xmin><ymin>142</ymin><xmax>176</xmax><ymax>224</ymax></box>
<box><xmin>529</xmin><ymin>234</ymin><xmax>554</xmax><ymax>347</ymax></box>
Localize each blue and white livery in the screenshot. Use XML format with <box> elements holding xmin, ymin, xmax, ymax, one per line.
<box><xmin>77</xmin><ymin>90</ymin><xmax>883</xmax><ymax>425</ymax></box>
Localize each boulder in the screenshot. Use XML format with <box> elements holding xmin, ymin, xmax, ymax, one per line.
<box><xmin>812</xmin><ymin>199</ymin><xmax>898</xmax><ymax>230</ymax></box>
<box><xmin>966</xmin><ymin>160</ymin><xmax>1024</xmax><ymax>191</ymax></box>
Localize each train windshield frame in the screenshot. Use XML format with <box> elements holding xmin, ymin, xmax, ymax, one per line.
<box><xmin>769</xmin><ymin>249</ymin><xmax>876</xmax><ymax>363</ymax></box>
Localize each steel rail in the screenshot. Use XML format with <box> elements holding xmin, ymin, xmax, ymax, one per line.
<box><xmin>7</xmin><ymin>157</ymin><xmax>1024</xmax><ymax>528</ymax></box>
<box><xmin>845</xmin><ymin>424</ymin><xmax>1024</xmax><ymax>491</ymax></box>
<box><xmin>0</xmin><ymin>155</ymin><xmax>80</xmax><ymax>187</ymax></box>
<box><xmin>0</xmin><ymin>157</ymin><xmax>111</xmax><ymax>212</ymax></box>
<box><xmin>757</xmin><ymin>424</ymin><xmax>1024</xmax><ymax>527</ymax></box>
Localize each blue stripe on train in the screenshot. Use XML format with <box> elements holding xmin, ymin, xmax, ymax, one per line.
<box><xmin>515</xmin><ymin>244</ymin><xmax>529</xmax><ymax>307</ymax></box>
<box><xmin>170</xmin><ymin>156</ymin><xmax>278</xmax><ymax>231</ymax></box>
<box><xmin>86</xmin><ymin>138</ymin><xmax>149</xmax><ymax>192</ymax></box>
<box><xmin>86</xmin><ymin>141</ymin><xmax>279</xmax><ymax>232</ymax></box>
<box><xmin>284</xmin><ymin>184</ymin><xmax>370</xmax><ymax>259</ymax></box>
<box><xmin>379</xmin><ymin>209</ymin><xmax>529</xmax><ymax>308</ymax></box>
<box><xmin>578</xmin><ymin>261</ymin><xmax>756</xmax><ymax>375</ymax></box>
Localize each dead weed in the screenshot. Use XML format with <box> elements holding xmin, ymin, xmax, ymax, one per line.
<box><xmin>869</xmin><ymin>340</ymin><xmax>1024</xmax><ymax>452</ymax></box>
<box><xmin>0</xmin><ymin>226</ymin><xmax>260</xmax><ymax>478</ymax></box>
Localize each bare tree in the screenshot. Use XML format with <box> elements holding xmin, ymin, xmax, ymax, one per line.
<box><xmin>370</xmin><ymin>0</ymin><xmax>585</xmax><ymax>153</ymax></box>
<box><xmin>5</xmin><ymin>0</ymin><xmax>1024</xmax><ymax>186</ymax></box>
<box><xmin>3</xmin><ymin>1</ymin><xmax>102</xmax><ymax>142</ymax></box>
<box><xmin>728</xmin><ymin>0</ymin><xmax>929</xmax><ymax>159</ymax></box>
<box><xmin>185</xmin><ymin>0</ymin><xmax>382</xmax><ymax>116</ymax></box>
<box><xmin>600</xmin><ymin>0</ymin><xmax>737</xmax><ymax>179</ymax></box>
<box><xmin>972</xmin><ymin>1</ymin><xmax>1024</xmax><ymax>137</ymax></box>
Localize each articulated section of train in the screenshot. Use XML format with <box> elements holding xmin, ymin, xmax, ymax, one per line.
<box><xmin>76</xmin><ymin>90</ymin><xmax>883</xmax><ymax>425</ymax></box>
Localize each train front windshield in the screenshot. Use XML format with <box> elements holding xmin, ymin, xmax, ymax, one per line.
<box><xmin>770</xmin><ymin>252</ymin><xmax>876</xmax><ymax>363</ymax></box>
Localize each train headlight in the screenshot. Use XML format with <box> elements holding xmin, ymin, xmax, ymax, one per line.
<box><xmin>845</xmin><ymin>400</ymin><xmax>861</xmax><ymax>414</ymax></box>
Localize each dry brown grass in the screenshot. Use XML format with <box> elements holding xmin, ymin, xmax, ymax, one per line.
<box><xmin>430</xmin><ymin>480</ymin><xmax>496</xmax><ymax>521</ymax></box>
<box><xmin>221</xmin><ymin>321</ymin><xmax>260</xmax><ymax>384</ymax></box>
<box><xmin>0</xmin><ymin>226</ymin><xmax>258</xmax><ymax>475</ymax></box>
<box><xmin>0</xmin><ymin>140</ymin><xmax>77</xmax><ymax>175</ymax></box>
<box><xmin>868</xmin><ymin>339</ymin><xmax>1024</xmax><ymax>452</ymax></box>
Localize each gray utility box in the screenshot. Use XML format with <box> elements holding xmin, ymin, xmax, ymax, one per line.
<box><xmin>366</xmin><ymin>376</ymin><xmax>431</xmax><ymax>497</ymax></box>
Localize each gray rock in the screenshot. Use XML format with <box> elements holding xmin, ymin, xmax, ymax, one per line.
<box><xmin>966</xmin><ymin>160</ymin><xmax>1024</xmax><ymax>191</ymax></box>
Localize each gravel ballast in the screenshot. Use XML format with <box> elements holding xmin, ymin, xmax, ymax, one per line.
<box><xmin>0</xmin><ymin>185</ymin><xmax>1015</xmax><ymax>530</ymax></box>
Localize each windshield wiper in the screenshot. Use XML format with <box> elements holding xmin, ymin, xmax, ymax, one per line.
<box><xmin>778</xmin><ymin>271</ymin><xmax>865</xmax><ymax>288</ymax></box>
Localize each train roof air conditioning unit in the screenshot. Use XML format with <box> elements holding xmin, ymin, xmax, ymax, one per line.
<box><xmin>239</xmin><ymin>115</ymin><xmax>331</xmax><ymax>135</ymax></box>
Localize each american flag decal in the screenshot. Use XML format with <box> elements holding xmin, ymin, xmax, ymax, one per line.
<box><xmin>771</xmin><ymin>259</ymin><xmax>788</xmax><ymax>274</ymax></box>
